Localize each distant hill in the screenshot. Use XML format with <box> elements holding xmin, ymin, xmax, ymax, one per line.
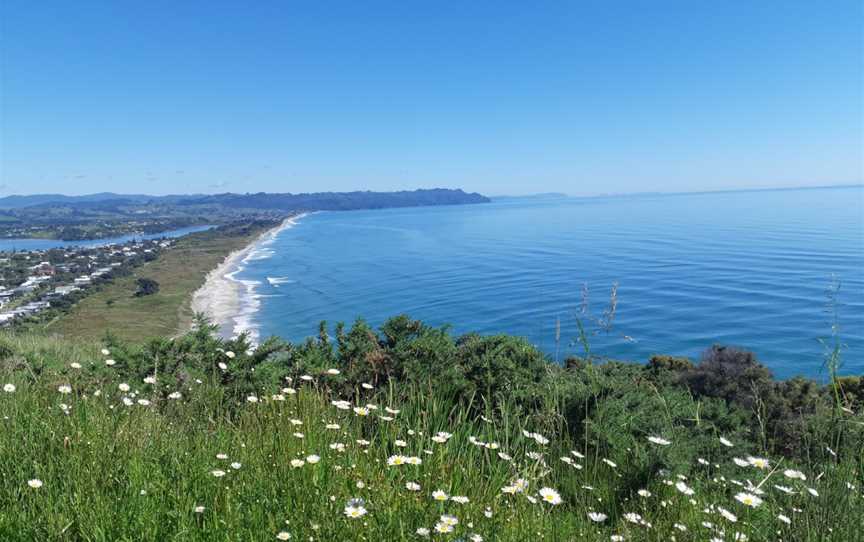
<box><xmin>178</xmin><ymin>188</ymin><xmax>490</xmax><ymax>211</ymax></box>
<box><xmin>0</xmin><ymin>188</ymin><xmax>489</xmax><ymax>211</ymax></box>
<box><xmin>0</xmin><ymin>192</ymin><xmax>194</xmax><ymax>209</ymax></box>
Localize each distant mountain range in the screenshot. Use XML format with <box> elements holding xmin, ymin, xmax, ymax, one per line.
<box><xmin>0</xmin><ymin>189</ymin><xmax>489</xmax><ymax>211</ymax></box>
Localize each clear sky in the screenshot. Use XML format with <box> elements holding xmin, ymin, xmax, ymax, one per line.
<box><xmin>1</xmin><ymin>1</ymin><xmax>861</xmax><ymax>197</ymax></box>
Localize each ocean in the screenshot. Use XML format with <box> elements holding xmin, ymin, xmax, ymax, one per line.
<box><xmin>231</xmin><ymin>186</ymin><xmax>863</xmax><ymax>379</ymax></box>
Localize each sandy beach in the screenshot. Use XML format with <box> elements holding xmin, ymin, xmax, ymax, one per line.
<box><xmin>190</xmin><ymin>213</ymin><xmax>308</xmax><ymax>339</ymax></box>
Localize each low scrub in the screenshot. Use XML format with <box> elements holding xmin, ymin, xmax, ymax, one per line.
<box><xmin>0</xmin><ymin>317</ymin><xmax>861</xmax><ymax>540</ymax></box>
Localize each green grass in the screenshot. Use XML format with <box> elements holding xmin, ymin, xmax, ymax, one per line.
<box><xmin>0</xmin><ymin>333</ymin><xmax>861</xmax><ymax>541</ymax></box>
<box><xmin>41</xmin><ymin>225</ymin><xmax>267</xmax><ymax>341</ymax></box>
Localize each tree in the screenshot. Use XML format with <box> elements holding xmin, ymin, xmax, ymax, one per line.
<box><xmin>134</xmin><ymin>277</ymin><xmax>160</xmax><ymax>297</ymax></box>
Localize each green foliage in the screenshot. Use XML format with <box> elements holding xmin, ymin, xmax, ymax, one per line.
<box><xmin>134</xmin><ymin>277</ymin><xmax>160</xmax><ymax>297</ymax></box>
<box><xmin>0</xmin><ymin>324</ymin><xmax>861</xmax><ymax>541</ymax></box>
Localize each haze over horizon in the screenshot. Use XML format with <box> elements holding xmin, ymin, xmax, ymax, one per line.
<box><xmin>1</xmin><ymin>1</ymin><xmax>861</xmax><ymax>197</ymax></box>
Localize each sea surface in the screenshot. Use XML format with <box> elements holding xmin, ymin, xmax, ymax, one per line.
<box><xmin>234</xmin><ymin>187</ymin><xmax>863</xmax><ymax>379</ymax></box>
<box><xmin>0</xmin><ymin>225</ymin><xmax>214</xmax><ymax>252</ymax></box>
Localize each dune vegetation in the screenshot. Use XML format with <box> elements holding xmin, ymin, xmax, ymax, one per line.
<box><xmin>1</xmin><ymin>316</ymin><xmax>862</xmax><ymax>541</ymax></box>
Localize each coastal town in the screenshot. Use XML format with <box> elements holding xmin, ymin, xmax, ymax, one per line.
<box><xmin>0</xmin><ymin>237</ymin><xmax>174</xmax><ymax>326</ymax></box>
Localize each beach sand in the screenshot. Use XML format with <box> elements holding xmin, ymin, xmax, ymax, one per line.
<box><xmin>190</xmin><ymin>213</ymin><xmax>307</xmax><ymax>339</ymax></box>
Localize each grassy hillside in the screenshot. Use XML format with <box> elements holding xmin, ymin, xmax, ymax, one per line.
<box><xmin>41</xmin><ymin>222</ymin><xmax>273</xmax><ymax>341</ymax></box>
<box><xmin>0</xmin><ymin>321</ymin><xmax>861</xmax><ymax>541</ymax></box>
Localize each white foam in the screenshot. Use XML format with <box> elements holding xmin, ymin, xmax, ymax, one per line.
<box><xmin>224</xmin><ymin>213</ymin><xmax>310</xmax><ymax>345</ymax></box>
<box><xmin>267</xmin><ymin>276</ymin><xmax>295</xmax><ymax>286</ymax></box>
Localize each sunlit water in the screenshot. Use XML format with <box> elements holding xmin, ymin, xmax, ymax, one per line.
<box><xmin>235</xmin><ymin>187</ymin><xmax>863</xmax><ymax>379</ymax></box>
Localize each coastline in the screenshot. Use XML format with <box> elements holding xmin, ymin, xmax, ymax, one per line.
<box><xmin>189</xmin><ymin>213</ymin><xmax>308</xmax><ymax>342</ymax></box>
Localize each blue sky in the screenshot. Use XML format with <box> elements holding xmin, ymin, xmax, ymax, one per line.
<box><xmin>1</xmin><ymin>1</ymin><xmax>861</xmax><ymax>196</ymax></box>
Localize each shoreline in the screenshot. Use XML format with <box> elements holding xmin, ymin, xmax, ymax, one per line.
<box><xmin>189</xmin><ymin>213</ymin><xmax>309</xmax><ymax>342</ymax></box>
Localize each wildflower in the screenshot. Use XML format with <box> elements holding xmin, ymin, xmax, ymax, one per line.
<box><xmin>451</xmin><ymin>496</ymin><xmax>470</xmax><ymax>504</ymax></box>
<box><xmin>276</xmin><ymin>532</ymin><xmax>291</xmax><ymax>540</ymax></box>
<box><xmin>406</xmin><ymin>482</ymin><xmax>421</xmax><ymax>491</ymax></box>
<box><xmin>602</xmin><ymin>458</ymin><xmax>617</xmax><ymax>468</ymax></box>
<box><xmin>27</xmin><ymin>479</ymin><xmax>43</xmax><ymax>489</ymax></box>
<box><xmin>230</xmin><ymin>462</ymin><xmax>241</xmax><ymax>470</ymax></box>
<box><xmin>747</xmin><ymin>456</ymin><xmax>769</xmax><ymax>470</ymax></box>
<box><xmin>637</xmin><ymin>489</ymin><xmax>651</xmax><ymax>497</ymax></box>
<box><xmin>344</xmin><ymin>504</ymin><xmax>367</xmax><ymax>518</ymax></box>
<box><xmin>218</xmin><ymin>362</ymin><xmax>228</xmax><ymax>371</ymax></box>
<box><xmin>329</xmin><ymin>442</ymin><xmax>345</xmax><ymax>452</ymax></box>
<box><xmin>216</xmin><ymin>453</ymin><xmax>228</xmax><ymax>460</ymax></box>
<box><xmin>70</xmin><ymin>363</ymin><xmax>81</xmax><ymax>369</ymax></box>
<box><xmin>326</xmin><ymin>423</ymin><xmax>340</xmax><ymax>430</ymax></box>
<box><xmin>101</xmin><ymin>348</ymin><xmax>110</xmax><ymax>356</ymax></box>
<box><xmin>624</xmin><ymin>512</ymin><xmax>643</xmax><ymax>524</ymax></box>
<box><xmin>432</xmin><ymin>431</ymin><xmax>452</xmax><ymax>443</ymax></box>
<box><xmin>395</xmin><ymin>439</ymin><xmax>408</xmax><ymax>447</ymax></box>
<box><xmin>352</xmin><ymin>406</ymin><xmax>369</xmax><ymax>416</ymax></box>
<box><xmin>806</xmin><ymin>487</ymin><xmax>819</xmax><ymax>497</ymax></box>
<box><xmin>432</xmin><ymin>490</ymin><xmax>448</xmax><ymax>501</ymax></box>
<box><xmin>733</xmin><ymin>457</ymin><xmax>750</xmax><ymax>467</ymax></box>
<box><xmin>246</xmin><ymin>395</ymin><xmax>259</xmax><ymax>403</ymax></box>
<box><xmin>416</xmin><ymin>527</ymin><xmax>430</xmax><ymax>536</ymax></box>
<box><xmin>137</xmin><ymin>399</ymin><xmax>150</xmax><ymax>406</ymax></box>
<box><xmin>719</xmin><ymin>436</ymin><xmax>734</xmax><ymax>447</ymax></box>
<box><xmin>778</xmin><ymin>513</ymin><xmax>791</xmax><ymax>524</ymax></box>
<box><xmin>300</xmin><ymin>375</ymin><xmax>313</xmax><ymax>381</ymax></box>
<box><xmin>734</xmin><ymin>492</ymin><xmax>763</xmax><ymax>508</ymax></box>
<box><xmin>225</xmin><ymin>351</ymin><xmax>236</xmax><ymax>359</ymax></box>
<box><xmin>648</xmin><ymin>436</ymin><xmax>671</xmax><ymax>446</ymax></box>
<box><xmin>293</xmin><ymin>432</ymin><xmax>304</xmax><ymax>439</ymax></box>
<box><xmin>385</xmin><ymin>407</ymin><xmax>400</xmax><ymax>414</ymax></box>
<box><xmin>434</xmin><ymin>523</ymin><xmax>454</xmax><ymax>534</ymax></box>
<box><xmin>306</xmin><ymin>454</ymin><xmax>320</xmax><ymax>464</ymax></box>
<box><xmin>539</xmin><ymin>487</ymin><xmax>562</xmax><ymax>505</ymax></box>
<box><xmin>611</xmin><ymin>536</ymin><xmax>624</xmax><ymax>542</ymax></box>
<box><xmin>484</xmin><ymin>508</ymin><xmax>493</xmax><ymax>518</ymax></box>
<box><xmin>211</xmin><ymin>470</ymin><xmax>226</xmax><ymax>477</ymax></box>
<box><xmin>58</xmin><ymin>385</ymin><xmax>72</xmax><ymax>394</ymax></box>
<box><xmin>469</xmin><ymin>535</ymin><xmax>483</xmax><ymax>542</ymax></box>
<box><xmin>387</xmin><ymin>455</ymin><xmax>407</xmax><ymax>466</ymax></box>
<box><xmin>774</xmin><ymin>485</ymin><xmax>795</xmax><ymax>495</ymax></box>
<box><xmin>406</xmin><ymin>456</ymin><xmax>422</xmax><ymax>465</ymax></box>
<box><xmin>784</xmin><ymin>469</ymin><xmax>807</xmax><ymax>481</ymax></box>
<box><xmin>498</xmin><ymin>452</ymin><xmax>512</xmax><ymax>461</ymax></box>
<box><xmin>326</xmin><ymin>368</ymin><xmax>340</xmax><ymax>375</ymax></box>
<box><xmin>290</xmin><ymin>459</ymin><xmax>305</xmax><ymax>468</ymax></box>
<box><xmin>361</xmin><ymin>382</ymin><xmax>374</xmax><ymax>390</ymax></box>
<box><xmin>282</xmin><ymin>387</ymin><xmax>296</xmax><ymax>395</ymax></box>
<box><xmin>168</xmin><ymin>391</ymin><xmax>182</xmax><ymax>399</ymax></box>
<box><xmin>588</xmin><ymin>512</ymin><xmax>608</xmax><ymax>522</ymax></box>
<box><xmin>290</xmin><ymin>419</ymin><xmax>303</xmax><ymax>426</ymax></box>
<box><xmin>3</xmin><ymin>383</ymin><xmax>15</xmax><ymax>393</ymax></box>
<box><xmin>719</xmin><ymin>507</ymin><xmax>738</xmax><ymax>522</ymax></box>
<box><xmin>675</xmin><ymin>481</ymin><xmax>694</xmax><ymax>496</ymax></box>
<box><xmin>143</xmin><ymin>376</ymin><xmax>156</xmax><ymax>384</ymax></box>
<box><xmin>439</xmin><ymin>514</ymin><xmax>459</xmax><ymax>526</ymax></box>
<box><xmin>194</xmin><ymin>505</ymin><xmax>205</xmax><ymax>513</ymax></box>
<box><xmin>105</xmin><ymin>359</ymin><xmax>116</xmax><ymax>366</ymax></box>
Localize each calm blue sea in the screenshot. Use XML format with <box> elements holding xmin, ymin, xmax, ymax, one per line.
<box><xmin>235</xmin><ymin>187</ymin><xmax>863</xmax><ymax>379</ymax></box>
<box><xmin>0</xmin><ymin>225</ymin><xmax>214</xmax><ymax>252</ymax></box>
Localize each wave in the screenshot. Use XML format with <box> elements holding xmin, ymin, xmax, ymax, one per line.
<box><xmin>226</xmin><ymin>213</ymin><xmax>311</xmax><ymax>345</ymax></box>
<box><xmin>267</xmin><ymin>276</ymin><xmax>295</xmax><ymax>286</ymax></box>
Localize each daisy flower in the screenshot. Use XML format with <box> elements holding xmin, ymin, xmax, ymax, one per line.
<box><xmin>734</xmin><ymin>492</ymin><xmax>763</xmax><ymax>508</ymax></box>
<box><xmin>539</xmin><ymin>487</ymin><xmax>562</xmax><ymax>505</ymax></box>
